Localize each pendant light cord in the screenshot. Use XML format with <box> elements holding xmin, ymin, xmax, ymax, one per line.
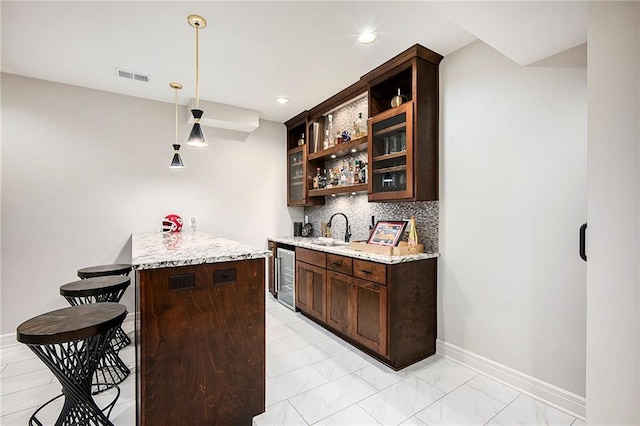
<box><xmin>195</xmin><ymin>23</ymin><xmax>200</xmax><ymax>110</ymax></box>
<box><xmin>175</xmin><ymin>87</ymin><xmax>179</xmax><ymax>143</ymax></box>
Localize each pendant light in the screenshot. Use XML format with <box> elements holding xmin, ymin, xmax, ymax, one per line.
<box><xmin>170</xmin><ymin>82</ymin><xmax>185</xmax><ymax>168</ymax></box>
<box><xmin>186</xmin><ymin>14</ymin><xmax>207</xmax><ymax>147</ymax></box>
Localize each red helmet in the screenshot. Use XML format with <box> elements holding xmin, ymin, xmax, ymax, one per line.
<box><xmin>162</xmin><ymin>214</ymin><xmax>183</xmax><ymax>232</ymax></box>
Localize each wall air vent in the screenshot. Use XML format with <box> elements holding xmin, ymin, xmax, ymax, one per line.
<box><xmin>115</xmin><ymin>68</ymin><xmax>150</xmax><ymax>82</ymax></box>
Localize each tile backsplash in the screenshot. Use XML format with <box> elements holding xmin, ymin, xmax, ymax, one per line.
<box><xmin>304</xmin><ymin>195</ymin><xmax>439</xmax><ymax>254</ymax></box>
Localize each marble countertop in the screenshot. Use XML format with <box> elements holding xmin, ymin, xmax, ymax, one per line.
<box><xmin>268</xmin><ymin>236</ymin><xmax>438</xmax><ymax>265</ymax></box>
<box><xmin>132</xmin><ymin>232</ymin><xmax>271</xmax><ymax>270</ymax></box>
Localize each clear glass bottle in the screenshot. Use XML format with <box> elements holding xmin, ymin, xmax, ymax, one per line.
<box><xmin>313</xmin><ymin>167</ymin><xmax>321</xmax><ymax>189</ymax></box>
<box><xmin>327</xmin><ymin>114</ymin><xmax>335</xmax><ymax>147</ymax></box>
<box><xmin>347</xmin><ymin>162</ymin><xmax>355</xmax><ymax>185</ymax></box>
<box><xmin>320</xmin><ymin>169</ymin><xmax>327</xmax><ymax>189</ymax></box>
<box><xmin>355</xmin><ymin>112</ymin><xmax>366</xmax><ymax>138</ymax></box>
<box><xmin>323</xmin><ymin>129</ymin><xmax>329</xmax><ymax>150</ymax></box>
<box><xmin>298</xmin><ymin>132</ymin><xmax>305</xmax><ymax>146</ymax></box>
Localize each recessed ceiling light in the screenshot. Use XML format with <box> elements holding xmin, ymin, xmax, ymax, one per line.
<box><xmin>351</xmin><ymin>148</ymin><xmax>357</xmax><ymax>153</ymax></box>
<box><xmin>331</xmin><ymin>154</ymin><xmax>337</xmax><ymax>159</ymax></box>
<box><xmin>357</xmin><ymin>31</ymin><xmax>377</xmax><ymax>44</ymax></box>
<box><xmin>276</xmin><ymin>97</ymin><xmax>289</xmax><ymax>104</ymax></box>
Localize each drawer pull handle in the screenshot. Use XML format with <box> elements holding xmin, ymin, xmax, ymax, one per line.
<box><xmin>332</xmin><ymin>262</ymin><xmax>343</xmax><ymax>266</ymax></box>
<box><xmin>361</xmin><ymin>269</ymin><xmax>373</xmax><ymax>274</ymax></box>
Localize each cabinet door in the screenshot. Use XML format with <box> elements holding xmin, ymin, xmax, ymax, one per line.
<box><xmin>288</xmin><ymin>147</ymin><xmax>306</xmax><ymax>206</ymax></box>
<box><xmin>295</xmin><ymin>261</ymin><xmax>326</xmax><ymax>322</ymax></box>
<box><xmin>353</xmin><ymin>277</ymin><xmax>388</xmax><ymax>356</ymax></box>
<box><xmin>368</xmin><ymin>102</ymin><xmax>414</xmax><ymax>201</ymax></box>
<box><xmin>326</xmin><ymin>271</ymin><xmax>354</xmax><ymax>335</ymax></box>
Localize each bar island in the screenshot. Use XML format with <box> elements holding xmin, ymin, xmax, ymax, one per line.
<box><xmin>132</xmin><ymin>232</ymin><xmax>270</xmax><ymax>425</ymax></box>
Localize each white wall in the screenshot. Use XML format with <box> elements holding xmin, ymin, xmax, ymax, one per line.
<box><xmin>439</xmin><ymin>41</ymin><xmax>587</xmax><ymax>396</ymax></box>
<box><xmin>585</xmin><ymin>2</ymin><xmax>639</xmax><ymax>424</ymax></box>
<box><xmin>0</xmin><ymin>73</ymin><xmax>302</xmax><ymax>335</ymax></box>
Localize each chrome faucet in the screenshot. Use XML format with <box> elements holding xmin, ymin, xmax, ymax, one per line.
<box><xmin>327</xmin><ymin>213</ymin><xmax>352</xmax><ymax>243</ymax></box>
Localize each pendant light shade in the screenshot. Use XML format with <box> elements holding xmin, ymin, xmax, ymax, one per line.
<box><xmin>187</xmin><ymin>109</ymin><xmax>206</xmax><ymax>147</ymax></box>
<box><xmin>170</xmin><ymin>82</ymin><xmax>185</xmax><ymax>169</ymax></box>
<box><xmin>186</xmin><ymin>14</ymin><xmax>207</xmax><ymax>147</ymax></box>
<box><xmin>170</xmin><ymin>144</ymin><xmax>184</xmax><ymax>168</ymax></box>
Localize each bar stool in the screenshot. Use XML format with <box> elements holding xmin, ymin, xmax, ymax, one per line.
<box><xmin>60</xmin><ymin>276</ymin><xmax>131</xmax><ymax>393</ymax></box>
<box><xmin>77</xmin><ymin>263</ymin><xmax>132</xmax><ymax>350</ymax></box>
<box><xmin>16</xmin><ymin>302</ymin><xmax>127</xmax><ymax>426</ymax></box>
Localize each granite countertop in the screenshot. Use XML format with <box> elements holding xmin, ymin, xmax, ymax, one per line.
<box><xmin>132</xmin><ymin>232</ymin><xmax>271</xmax><ymax>270</ymax></box>
<box><xmin>268</xmin><ymin>236</ymin><xmax>439</xmax><ymax>265</ymax></box>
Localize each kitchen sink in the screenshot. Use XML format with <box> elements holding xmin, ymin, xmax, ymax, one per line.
<box><xmin>312</xmin><ymin>237</ymin><xmax>349</xmax><ymax>246</ymax></box>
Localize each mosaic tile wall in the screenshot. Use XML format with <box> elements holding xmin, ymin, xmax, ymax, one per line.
<box><xmin>324</xmin><ymin>95</ymin><xmax>368</xmax><ymax>144</ymax></box>
<box><xmin>304</xmin><ymin>196</ymin><xmax>439</xmax><ymax>254</ymax></box>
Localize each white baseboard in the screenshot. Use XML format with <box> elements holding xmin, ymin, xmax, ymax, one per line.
<box><xmin>1</xmin><ymin>313</ymin><xmax>136</xmax><ymax>350</ymax></box>
<box><xmin>436</xmin><ymin>339</ymin><xmax>585</xmax><ymax>420</ymax></box>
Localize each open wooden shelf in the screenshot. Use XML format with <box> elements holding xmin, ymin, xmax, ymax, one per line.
<box><xmin>308</xmin><ymin>183</ymin><xmax>368</xmax><ymax>197</ymax></box>
<box><xmin>308</xmin><ymin>136</ymin><xmax>368</xmax><ymax>161</ymax></box>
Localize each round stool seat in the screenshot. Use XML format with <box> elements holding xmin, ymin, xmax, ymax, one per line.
<box><xmin>61</xmin><ymin>276</ymin><xmax>130</xmax><ymax>300</ymax></box>
<box><xmin>16</xmin><ymin>303</ymin><xmax>127</xmax><ymax>426</ymax></box>
<box><xmin>17</xmin><ymin>303</ymin><xmax>127</xmax><ymax>345</ymax></box>
<box><xmin>77</xmin><ymin>263</ymin><xmax>132</xmax><ymax>279</ymax></box>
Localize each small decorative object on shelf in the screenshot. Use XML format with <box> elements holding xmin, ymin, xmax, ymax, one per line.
<box><xmin>408</xmin><ymin>215</ymin><xmax>419</xmax><ymax>246</ymax></box>
<box><xmin>391</xmin><ymin>88</ymin><xmax>406</xmax><ymax>108</ymax></box>
<box><xmin>162</xmin><ymin>214</ymin><xmax>183</xmax><ymax>233</ymax></box>
<box><xmin>341</xmin><ymin>130</ymin><xmax>351</xmax><ymax>142</ymax></box>
<box><xmin>298</xmin><ymin>133</ymin><xmax>305</xmax><ymax>146</ymax></box>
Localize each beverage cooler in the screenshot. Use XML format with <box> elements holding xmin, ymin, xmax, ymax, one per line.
<box><xmin>275</xmin><ymin>247</ymin><xmax>295</xmax><ymax>310</ymax></box>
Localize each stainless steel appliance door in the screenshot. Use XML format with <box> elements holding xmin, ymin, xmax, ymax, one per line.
<box><xmin>276</xmin><ymin>248</ymin><xmax>295</xmax><ymax>310</ymax></box>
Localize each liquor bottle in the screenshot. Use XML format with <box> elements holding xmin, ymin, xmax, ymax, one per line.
<box><xmin>320</xmin><ymin>169</ymin><xmax>327</xmax><ymax>189</ymax></box>
<box><xmin>298</xmin><ymin>133</ymin><xmax>305</xmax><ymax>146</ymax></box>
<box><xmin>340</xmin><ymin>165</ymin><xmax>347</xmax><ymax>186</ymax></box>
<box><xmin>355</xmin><ymin>112</ymin><xmax>366</xmax><ymax>138</ymax></box>
<box><xmin>408</xmin><ymin>215</ymin><xmax>419</xmax><ymax>246</ymax></box>
<box><xmin>360</xmin><ymin>161</ymin><xmax>368</xmax><ymax>183</ymax></box>
<box><xmin>354</xmin><ymin>160</ymin><xmax>360</xmax><ymax>184</ymax></box>
<box><xmin>313</xmin><ymin>168</ymin><xmax>320</xmax><ymax>189</ymax></box>
<box><xmin>327</xmin><ymin>114</ymin><xmax>335</xmax><ymax>147</ymax></box>
<box><xmin>347</xmin><ymin>162</ymin><xmax>355</xmax><ymax>185</ymax></box>
<box><xmin>327</xmin><ymin>168</ymin><xmax>334</xmax><ymax>188</ymax></box>
<box><xmin>332</xmin><ymin>167</ymin><xmax>339</xmax><ymax>186</ymax></box>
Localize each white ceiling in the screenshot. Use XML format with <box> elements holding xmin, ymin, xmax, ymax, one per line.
<box><xmin>1</xmin><ymin>1</ymin><xmax>586</xmax><ymax>123</ymax></box>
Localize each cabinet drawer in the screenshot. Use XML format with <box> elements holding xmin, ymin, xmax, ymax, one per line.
<box><xmin>296</xmin><ymin>247</ymin><xmax>326</xmax><ymax>268</ymax></box>
<box><xmin>326</xmin><ymin>254</ymin><xmax>353</xmax><ymax>275</ymax></box>
<box><xmin>353</xmin><ymin>259</ymin><xmax>386</xmax><ymax>285</ymax></box>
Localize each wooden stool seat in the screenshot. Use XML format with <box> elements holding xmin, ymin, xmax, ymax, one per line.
<box><xmin>17</xmin><ymin>303</ymin><xmax>127</xmax><ymax>426</ymax></box>
<box><xmin>77</xmin><ymin>263</ymin><xmax>132</xmax><ymax>279</ymax></box>
<box><xmin>60</xmin><ymin>276</ymin><xmax>130</xmax><ymax>301</ymax></box>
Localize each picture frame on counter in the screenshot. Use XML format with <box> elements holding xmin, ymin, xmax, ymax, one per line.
<box><xmin>367</xmin><ymin>220</ymin><xmax>407</xmax><ymax>246</ymax></box>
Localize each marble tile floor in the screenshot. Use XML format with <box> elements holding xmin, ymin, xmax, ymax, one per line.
<box><xmin>1</xmin><ymin>297</ymin><xmax>584</xmax><ymax>425</ymax></box>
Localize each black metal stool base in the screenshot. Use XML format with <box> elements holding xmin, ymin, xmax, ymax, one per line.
<box><xmin>112</xmin><ymin>326</ymin><xmax>131</xmax><ymax>351</ymax></box>
<box><xmin>92</xmin><ymin>346</ymin><xmax>130</xmax><ymax>395</ymax></box>
<box><xmin>29</xmin><ymin>383</ymin><xmax>120</xmax><ymax>426</ymax></box>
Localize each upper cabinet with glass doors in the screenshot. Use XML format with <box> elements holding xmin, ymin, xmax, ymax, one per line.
<box><xmin>285</xmin><ymin>44</ymin><xmax>442</xmax><ymax>205</ymax></box>
<box><xmin>362</xmin><ymin>44</ymin><xmax>442</xmax><ymax>202</ymax></box>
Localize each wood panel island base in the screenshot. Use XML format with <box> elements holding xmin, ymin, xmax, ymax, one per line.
<box><xmin>132</xmin><ymin>233</ymin><xmax>270</xmax><ymax>426</ymax></box>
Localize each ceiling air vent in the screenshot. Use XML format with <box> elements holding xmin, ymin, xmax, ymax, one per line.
<box><xmin>115</xmin><ymin>68</ymin><xmax>149</xmax><ymax>82</ymax></box>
